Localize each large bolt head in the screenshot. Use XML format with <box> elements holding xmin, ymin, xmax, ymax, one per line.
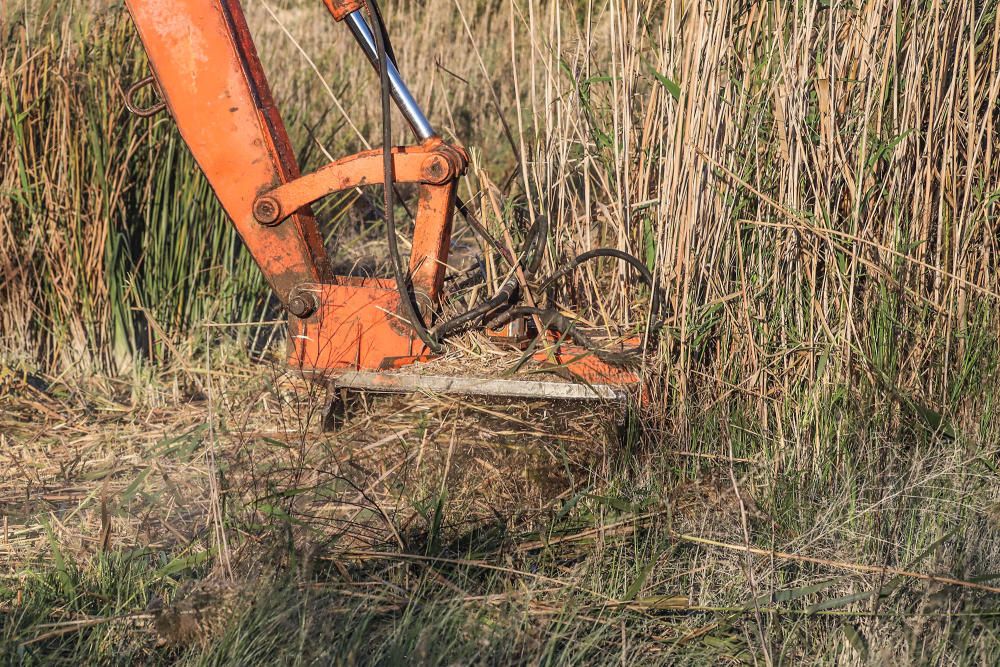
<box><xmin>420</xmin><ymin>156</ymin><xmax>449</xmax><ymax>184</ymax></box>
<box><xmin>287</xmin><ymin>291</ymin><xmax>318</xmax><ymax>318</ymax></box>
<box><xmin>253</xmin><ymin>196</ymin><xmax>282</xmax><ymax>225</ymax></box>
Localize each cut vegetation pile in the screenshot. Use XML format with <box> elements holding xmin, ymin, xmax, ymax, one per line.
<box><xmin>2</xmin><ymin>0</ymin><xmax>1000</xmax><ymax>664</ymax></box>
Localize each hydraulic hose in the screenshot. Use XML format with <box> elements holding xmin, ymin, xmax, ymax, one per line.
<box><xmin>359</xmin><ymin>1</ymin><xmax>660</xmax><ymax>367</ymax></box>
<box><xmin>362</xmin><ymin>0</ymin><xmax>441</xmax><ymax>353</ymax></box>
<box><xmin>431</xmin><ymin>213</ymin><xmax>547</xmax><ymax>338</ymax></box>
<box><xmin>535</xmin><ymin>248</ymin><xmax>664</xmax><ymax>350</ymax></box>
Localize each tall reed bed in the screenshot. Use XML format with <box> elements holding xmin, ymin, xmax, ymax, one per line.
<box><xmin>489</xmin><ymin>1</ymin><xmax>1000</xmax><ymax>417</ymax></box>
<box><xmin>257</xmin><ymin>0</ymin><xmax>1000</xmax><ymax>425</ymax></box>
<box><xmin>3</xmin><ymin>0</ymin><xmax>999</xmax><ymax>420</ymax></box>
<box><xmin>1</xmin><ymin>1</ymin><xmax>266</xmax><ymax>373</ymax></box>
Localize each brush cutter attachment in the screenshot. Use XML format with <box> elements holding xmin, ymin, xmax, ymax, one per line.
<box><xmin>123</xmin><ymin>0</ymin><xmax>658</xmax><ymax>416</ymax></box>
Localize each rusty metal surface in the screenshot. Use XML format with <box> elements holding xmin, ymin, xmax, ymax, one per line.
<box><xmin>123</xmin><ymin>75</ymin><xmax>166</xmax><ymax>117</ymax></box>
<box><xmin>321</xmin><ymin>0</ymin><xmax>363</xmax><ymax>21</ymax></box>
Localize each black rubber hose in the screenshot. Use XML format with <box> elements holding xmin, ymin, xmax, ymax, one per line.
<box><xmin>523</xmin><ymin>213</ymin><xmax>548</xmax><ymax>274</ymax></box>
<box><xmin>364</xmin><ymin>0</ymin><xmax>441</xmax><ymax>353</ymax></box>
<box><xmin>432</xmin><ymin>276</ymin><xmax>519</xmax><ymax>339</ymax></box>
<box><xmin>431</xmin><ymin>213</ymin><xmax>547</xmax><ymax>339</ymax></box>
<box><xmin>535</xmin><ymin>248</ymin><xmax>664</xmax><ymax>350</ymax></box>
<box><xmin>367</xmin><ymin>0</ymin><xmax>397</xmax><ymax>64</ymax></box>
<box><xmin>537</xmin><ymin>248</ymin><xmax>652</xmax><ymax>296</ymax></box>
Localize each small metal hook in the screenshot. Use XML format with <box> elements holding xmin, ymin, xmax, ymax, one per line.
<box><xmin>124</xmin><ymin>75</ymin><xmax>167</xmax><ymax>118</ymax></box>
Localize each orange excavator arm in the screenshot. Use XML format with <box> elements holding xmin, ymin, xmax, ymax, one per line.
<box><xmin>123</xmin><ymin>0</ymin><xmax>652</xmax><ymax>401</ymax></box>
<box><xmin>125</xmin><ymin>0</ymin><xmax>466</xmax><ymax>371</ymax></box>
<box><xmin>126</xmin><ymin>0</ymin><xmax>332</xmax><ymax>306</ymax></box>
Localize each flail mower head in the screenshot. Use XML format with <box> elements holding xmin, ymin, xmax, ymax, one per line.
<box><xmin>123</xmin><ymin>0</ymin><xmax>660</xmax><ymax>421</ymax></box>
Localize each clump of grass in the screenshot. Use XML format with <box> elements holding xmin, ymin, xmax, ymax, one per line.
<box><xmin>1</xmin><ymin>552</ymin><xmax>182</xmax><ymax>665</ymax></box>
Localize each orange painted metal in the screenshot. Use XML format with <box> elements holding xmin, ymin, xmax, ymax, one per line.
<box><xmin>254</xmin><ymin>141</ymin><xmax>464</xmax><ymax>227</ymax></box>
<box><xmin>378</xmin><ymin>355</ymin><xmax>438</xmax><ymax>370</ymax></box>
<box><xmin>322</xmin><ymin>0</ymin><xmax>363</xmax><ymax>21</ymax></box>
<box><xmin>533</xmin><ymin>346</ymin><xmax>649</xmax><ymax>404</ymax></box>
<box><xmin>409</xmin><ymin>180</ymin><xmax>458</xmax><ymax>304</ymax></box>
<box><xmin>288</xmin><ymin>279</ymin><xmax>427</xmax><ymax>374</ymax></box>
<box><xmin>125</xmin><ymin>0</ymin><xmax>330</xmax><ymax>304</ymax></box>
<box><xmin>124</xmin><ymin>0</ymin><xmax>646</xmax><ymax>399</ymax></box>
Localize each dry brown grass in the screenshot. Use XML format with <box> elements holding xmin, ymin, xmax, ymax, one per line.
<box><xmin>3</xmin><ymin>0</ymin><xmax>1000</xmax><ymax>664</ymax></box>
<box><xmin>0</xmin><ymin>360</ymin><xmax>620</xmax><ymax>571</ymax></box>
<box><xmin>3</xmin><ymin>361</ymin><xmax>999</xmax><ymax>662</ymax></box>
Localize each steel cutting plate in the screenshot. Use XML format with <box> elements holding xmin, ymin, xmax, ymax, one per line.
<box><xmin>333</xmin><ymin>371</ymin><xmax>628</xmax><ymax>402</ymax></box>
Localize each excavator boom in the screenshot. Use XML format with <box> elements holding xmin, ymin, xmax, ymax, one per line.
<box><xmin>123</xmin><ymin>0</ymin><xmax>650</xmax><ymax>407</ymax></box>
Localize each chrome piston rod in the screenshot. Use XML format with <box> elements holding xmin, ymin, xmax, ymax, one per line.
<box><xmin>343</xmin><ymin>10</ymin><xmax>435</xmax><ymax>141</ymax></box>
